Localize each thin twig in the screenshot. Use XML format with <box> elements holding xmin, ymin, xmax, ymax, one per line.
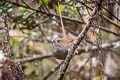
<box><xmin>77</xmin><ymin>1</ymin><xmax>93</xmax><ymax>10</ymax></box>
<box><xmin>79</xmin><ymin>56</ymin><xmax>91</xmax><ymax>73</ymax></box>
<box><xmin>76</xmin><ymin>7</ymin><xmax>85</xmax><ymax>23</ymax></box>
<box><xmin>77</xmin><ymin>40</ymin><xmax>120</xmax><ymax>54</ymax></box>
<box><xmin>58</xmin><ymin>2</ymin><xmax>67</xmax><ymax>38</ymax></box>
<box><xmin>102</xmin><ymin>15</ymin><xmax>120</xmax><ymax>29</ymax></box>
<box><xmin>16</xmin><ymin>54</ymin><xmax>52</xmax><ymax>64</ymax></box>
<box><xmin>21</xmin><ymin>0</ymin><xmax>30</xmax><ymax>7</ymax></box>
<box><xmin>102</xmin><ymin>7</ymin><xmax>120</xmax><ymax>22</ymax></box>
<box><xmin>66</xmin><ymin>25</ymin><xmax>120</xmax><ymax>38</ymax></box>
<box><xmin>97</xmin><ymin>26</ymin><xmax>120</xmax><ymax>37</ymax></box>
<box><xmin>41</xmin><ymin>0</ymin><xmax>50</xmax><ymax>14</ymax></box>
<box><xmin>43</xmin><ymin>62</ymin><xmax>64</xmax><ymax>80</ymax></box>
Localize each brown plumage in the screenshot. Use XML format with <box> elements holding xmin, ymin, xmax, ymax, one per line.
<box><xmin>52</xmin><ymin>37</ymin><xmax>73</xmax><ymax>60</ymax></box>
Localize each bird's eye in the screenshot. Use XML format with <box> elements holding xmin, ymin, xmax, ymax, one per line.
<box><xmin>56</xmin><ymin>39</ymin><xmax>61</xmax><ymax>43</ymax></box>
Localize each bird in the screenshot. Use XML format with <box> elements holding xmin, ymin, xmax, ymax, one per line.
<box><xmin>52</xmin><ymin>37</ymin><xmax>73</xmax><ymax>60</ymax></box>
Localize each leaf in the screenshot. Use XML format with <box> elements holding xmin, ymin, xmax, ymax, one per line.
<box><xmin>96</xmin><ymin>76</ymin><xmax>102</xmax><ymax>80</ymax></box>
<box><xmin>40</xmin><ymin>0</ymin><xmax>48</xmax><ymax>7</ymax></box>
<box><xmin>102</xmin><ymin>31</ymin><xmax>110</xmax><ymax>40</ymax></box>
<box><xmin>70</xmin><ymin>6</ymin><xmax>76</xmax><ymax>15</ymax></box>
<box><xmin>56</xmin><ymin>4</ymin><xmax>65</xmax><ymax>14</ymax></box>
<box><xmin>19</xmin><ymin>7</ymin><xmax>27</xmax><ymax>13</ymax></box>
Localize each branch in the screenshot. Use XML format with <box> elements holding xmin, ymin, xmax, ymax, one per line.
<box><xmin>77</xmin><ymin>40</ymin><xmax>120</xmax><ymax>54</ymax></box>
<box><xmin>16</xmin><ymin>54</ymin><xmax>52</xmax><ymax>64</ymax></box>
<box><xmin>4</xmin><ymin>15</ymin><xmax>11</xmax><ymax>57</ymax></box>
<box><xmin>58</xmin><ymin>2</ymin><xmax>67</xmax><ymax>38</ymax></box>
<box><xmin>102</xmin><ymin>15</ymin><xmax>120</xmax><ymax>29</ymax></box>
<box><xmin>66</xmin><ymin>25</ymin><xmax>120</xmax><ymax>37</ymax></box>
<box><xmin>6</xmin><ymin>1</ymin><xmax>85</xmax><ymax>24</ymax></box>
<box><xmin>16</xmin><ymin>39</ymin><xmax>120</xmax><ymax>64</ymax></box>
<box><xmin>77</xmin><ymin>1</ymin><xmax>93</xmax><ymax>10</ymax></box>
<box><xmin>57</xmin><ymin>9</ymin><xmax>96</xmax><ymax>80</ymax></box>
<box><xmin>102</xmin><ymin>6</ymin><xmax>120</xmax><ymax>22</ymax></box>
<box><xmin>98</xmin><ymin>26</ymin><xmax>120</xmax><ymax>37</ymax></box>
<box><xmin>77</xmin><ymin>0</ymin><xmax>120</xmax><ymax>29</ymax></box>
<box><xmin>43</xmin><ymin>62</ymin><xmax>64</xmax><ymax>80</ymax></box>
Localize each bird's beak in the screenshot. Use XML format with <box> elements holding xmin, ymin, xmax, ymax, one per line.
<box><xmin>52</xmin><ymin>38</ymin><xmax>55</xmax><ymax>43</ymax></box>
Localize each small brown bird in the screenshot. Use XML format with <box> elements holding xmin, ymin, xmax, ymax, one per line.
<box><xmin>52</xmin><ymin>37</ymin><xmax>73</xmax><ymax>60</ymax></box>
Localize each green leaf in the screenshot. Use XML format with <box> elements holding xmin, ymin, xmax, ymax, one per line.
<box><xmin>102</xmin><ymin>31</ymin><xmax>110</xmax><ymax>40</ymax></box>
<box><xmin>96</xmin><ymin>76</ymin><xmax>102</xmax><ymax>80</ymax></box>
<box><xmin>40</xmin><ymin>0</ymin><xmax>48</xmax><ymax>7</ymax></box>
<box><xmin>56</xmin><ymin>4</ymin><xmax>65</xmax><ymax>14</ymax></box>
<box><xmin>70</xmin><ymin>6</ymin><xmax>76</xmax><ymax>15</ymax></box>
<box><xmin>10</xmin><ymin>36</ymin><xmax>18</xmax><ymax>45</ymax></box>
<box><xmin>19</xmin><ymin>7</ymin><xmax>27</xmax><ymax>13</ymax></box>
<box><xmin>102</xmin><ymin>8</ymin><xmax>108</xmax><ymax>16</ymax></box>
